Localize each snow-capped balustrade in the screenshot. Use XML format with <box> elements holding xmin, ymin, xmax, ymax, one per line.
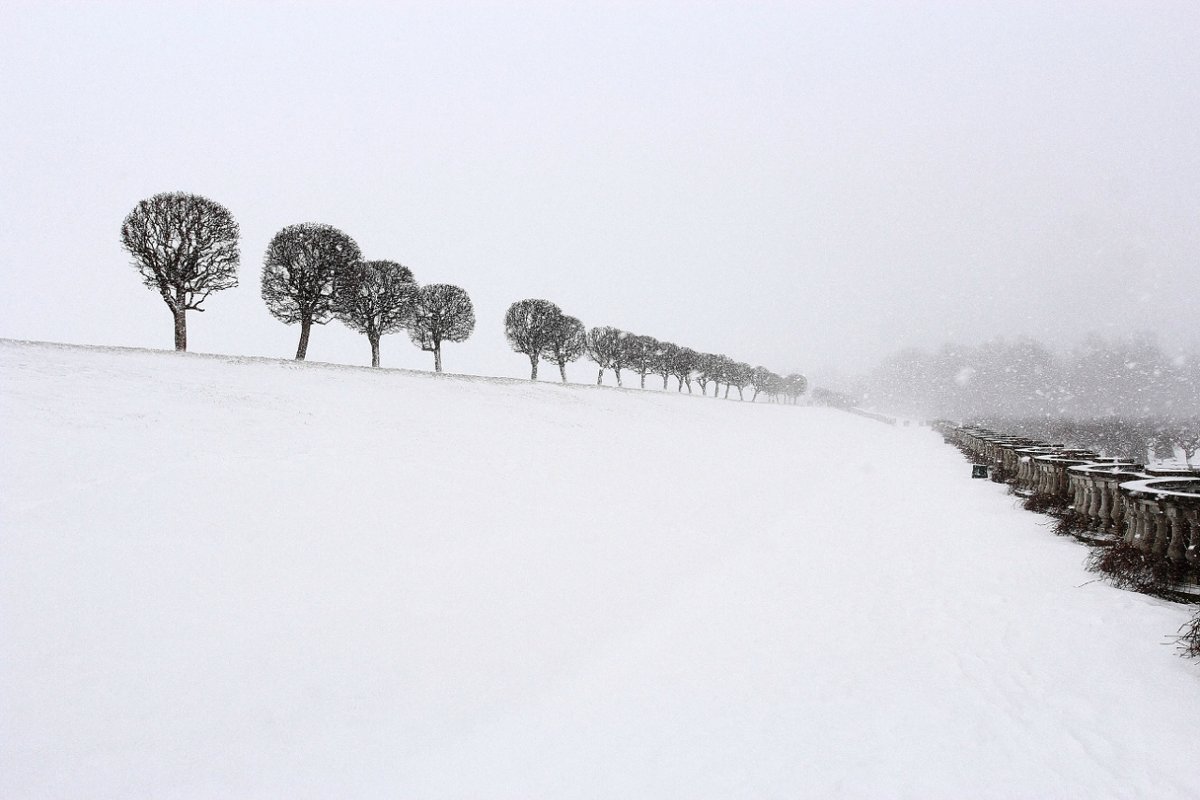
<box><xmin>1067</xmin><ymin>464</ymin><xmax>1146</xmax><ymax>533</ymax></box>
<box><xmin>937</xmin><ymin>423</ymin><xmax>1200</xmax><ymax>576</ymax></box>
<box><xmin>1119</xmin><ymin>478</ymin><xmax>1200</xmax><ymax>568</ymax></box>
<box><xmin>1031</xmin><ymin>454</ymin><xmax>1100</xmax><ymax>503</ymax></box>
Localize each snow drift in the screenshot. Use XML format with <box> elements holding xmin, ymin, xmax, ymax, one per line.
<box><xmin>1</xmin><ymin>339</ymin><xmax>1197</xmax><ymax>798</ymax></box>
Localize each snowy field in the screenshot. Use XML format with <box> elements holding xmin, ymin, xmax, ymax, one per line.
<box><xmin>2</xmin><ymin>338</ymin><xmax>1198</xmax><ymax>799</ymax></box>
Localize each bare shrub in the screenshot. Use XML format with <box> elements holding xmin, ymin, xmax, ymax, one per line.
<box><xmin>1085</xmin><ymin>542</ymin><xmax>1188</xmax><ymax>596</ymax></box>
<box><xmin>1177</xmin><ymin>609</ymin><xmax>1200</xmax><ymax>660</ymax></box>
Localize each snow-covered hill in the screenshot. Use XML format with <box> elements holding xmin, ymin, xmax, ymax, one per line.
<box><xmin>2</xmin><ymin>339</ymin><xmax>1197</xmax><ymax>799</ymax></box>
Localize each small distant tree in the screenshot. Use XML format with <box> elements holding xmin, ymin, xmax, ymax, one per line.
<box><xmin>505</xmin><ymin>299</ymin><xmax>561</xmax><ymax>379</ymax></box>
<box><xmin>541</xmin><ymin>314</ymin><xmax>587</xmax><ymax>382</ymax></box>
<box><xmin>587</xmin><ymin>326</ymin><xmax>624</xmax><ymax>386</ymax></box>
<box><xmin>672</xmin><ymin>346</ymin><xmax>697</xmax><ymax>393</ymax></box>
<box><xmin>409</xmin><ymin>283</ymin><xmax>475</xmax><ymax>372</ymax></box>
<box><xmin>655</xmin><ymin>342</ymin><xmax>679</xmax><ymax>390</ymax></box>
<box><xmin>709</xmin><ymin>354</ymin><xmax>733</xmax><ymax>398</ymax></box>
<box><xmin>120</xmin><ymin>191</ymin><xmax>240</xmax><ymax>351</ymax></box>
<box><xmin>333</xmin><ymin>260</ymin><xmax>416</xmax><ymax>367</ymax></box>
<box><xmin>787</xmin><ymin>371</ymin><xmax>816</xmax><ymax>402</ymax></box>
<box><xmin>262</xmin><ymin>223</ymin><xmax>362</xmax><ymax>360</ymax></box>
<box><xmin>694</xmin><ymin>354</ymin><xmax>716</xmax><ymax>396</ymax></box>
<box><xmin>1168</xmin><ymin>418</ymin><xmax>1200</xmax><ymax>467</ymax></box>
<box><xmin>726</xmin><ymin>361</ymin><xmax>752</xmax><ymax>400</ymax></box>
<box><xmin>623</xmin><ymin>335</ymin><xmax>659</xmax><ymax>389</ymax></box>
<box><xmin>748</xmin><ymin>366</ymin><xmax>775</xmax><ymax>402</ymax></box>
<box><xmin>785</xmin><ymin>373</ymin><xmax>810</xmax><ymax>404</ymax></box>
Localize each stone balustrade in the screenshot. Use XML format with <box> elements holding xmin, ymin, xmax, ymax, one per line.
<box><xmin>1120</xmin><ymin>478</ymin><xmax>1200</xmax><ymax>568</ymax></box>
<box><xmin>934</xmin><ymin>422</ymin><xmax>1200</xmax><ymax>582</ymax></box>
<box><xmin>1066</xmin><ymin>463</ymin><xmax>1145</xmax><ymax>534</ymax></box>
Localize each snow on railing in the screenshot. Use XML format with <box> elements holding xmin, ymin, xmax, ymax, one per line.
<box><xmin>933</xmin><ymin>422</ymin><xmax>1200</xmax><ymax>579</ymax></box>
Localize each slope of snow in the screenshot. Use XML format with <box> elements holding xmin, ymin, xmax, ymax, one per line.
<box><xmin>1</xmin><ymin>339</ymin><xmax>1197</xmax><ymax>799</ymax></box>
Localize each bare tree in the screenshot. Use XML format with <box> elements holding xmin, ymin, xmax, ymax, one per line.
<box><xmin>726</xmin><ymin>361</ymin><xmax>752</xmax><ymax>400</ymax></box>
<box><xmin>1167</xmin><ymin>418</ymin><xmax>1200</xmax><ymax>467</ymax></box>
<box><xmin>120</xmin><ymin>191</ymin><xmax>240</xmax><ymax>351</ymax></box>
<box><xmin>541</xmin><ymin>314</ymin><xmax>587</xmax><ymax>382</ymax></box>
<box><xmin>671</xmin><ymin>346</ymin><xmax>697</xmax><ymax>393</ymax></box>
<box><xmin>505</xmin><ymin>299</ymin><xmax>561</xmax><ymax>379</ymax></box>
<box><xmin>784</xmin><ymin>373</ymin><xmax>809</xmax><ymax>404</ymax></box>
<box><xmin>707</xmin><ymin>354</ymin><xmax>733</xmax><ymax>398</ymax></box>
<box><xmin>622</xmin><ymin>334</ymin><xmax>659</xmax><ymax>388</ymax></box>
<box><xmin>749</xmin><ymin>366</ymin><xmax>775</xmax><ymax>402</ymax></box>
<box><xmin>333</xmin><ymin>260</ymin><xmax>416</xmax><ymax>367</ymax></box>
<box><xmin>694</xmin><ymin>353</ymin><xmax>716</xmax><ymax>396</ymax></box>
<box><xmin>654</xmin><ymin>341</ymin><xmax>679</xmax><ymax>389</ymax></box>
<box><xmin>409</xmin><ymin>284</ymin><xmax>475</xmax><ymax>372</ymax></box>
<box><xmin>262</xmin><ymin>223</ymin><xmax>362</xmax><ymax>360</ymax></box>
<box><xmin>586</xmin><ymin>326</ymin><xmax>624</xmax><ymax>385</ymax></box>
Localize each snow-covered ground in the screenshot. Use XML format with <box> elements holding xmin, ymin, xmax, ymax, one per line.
<box><xmin>2</xmin><ymin>339</ymin><xmax>1197</xmax><ymax>799</ymax></box>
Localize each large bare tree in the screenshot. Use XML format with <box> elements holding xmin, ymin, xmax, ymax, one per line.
<box><xmin>409</xmin><ymin>283</ymin><xmax>475</xmax><ymax>372</ymax></box>
<box><xmin>334</xmin><ymin>260</ymin><xmax>417</xmax><ymax>367</ymax></box>
<box><xmin>261</xmin><ymin>223</ymin><xmax>362</xmax><ymax>360</ymax></box>
<box><xmin>120</xmin><ymin>191</ymin><xmax>240</xmax><ymax>351</ymax></box>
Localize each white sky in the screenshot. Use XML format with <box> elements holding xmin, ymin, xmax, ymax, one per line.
<box><xmin>1</xmin><ymin>1</ymin><xmax>1197</xmax><ymax>381</ymax></box>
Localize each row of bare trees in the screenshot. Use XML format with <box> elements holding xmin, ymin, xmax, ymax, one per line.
<box><xmin>119</xmin><ymin>192</ymin><xmax>807</xmax><ymax>394</ymax></box>
<box><xmin>503</xmin><ymin>298</ymin><xmax>807</xmax><ymax>401</ymax></box>
<box><xmin>121</xmin><ymin>192</ymin><xmax>475</xmax><ymax>370</ymax></box>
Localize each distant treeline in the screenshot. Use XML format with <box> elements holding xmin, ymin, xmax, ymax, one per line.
<box><xmin>501</xmin><ymin>298</ymin><xmax>807</xmax><ymax>400</ymax></box>
<box><xmin>966</xmin><ymin>416</ymin><xmax>1199</xmax><ymax>466</ymax></box>
<box><xmin>119</xmin><ymin>191</ymin><xmax>806</xmax><ymax>399</ymax></box>
<box><xmin>851</xmin><ymin>334</ymin><xmax>1199</xmax><ymax>422</ymax></box>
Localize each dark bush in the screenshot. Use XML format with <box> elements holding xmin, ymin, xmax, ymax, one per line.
<box><xmin>1051</xmin><ymin>512</ymin><xmax>1088</xmax><ymax>538</ymax></box>
<box><xmin>1177</xmin><ymin>609</ymin><xmax>1200</xmax><ymax>660</ymax></box>
<box><xmin>1085</xmin><ymin>541</ymin><xmax>1189</xmax><ymax>596</ymax></box>
<box><xmin>1022</xmin><ymin>493</ymin><xmax>1067</xmax><ymax>515</ymax></box>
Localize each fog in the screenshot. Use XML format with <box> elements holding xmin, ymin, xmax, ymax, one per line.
<box><xmin>1</xmin><ymin>2</ymin><xmax>1197</xmax><ymax>386</ymax></box>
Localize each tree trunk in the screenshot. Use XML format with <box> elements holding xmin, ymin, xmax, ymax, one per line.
<box><xmin>737</xmin><ymin>387</ymin><xmax>744</xmax><ymax>400</ymax></box>
<box><xmin>640</xmin><ymin>373</ymin><xmax>646</xmax><ymax>389</ymax></box>
<box><xmin>559</xmin><ymin>362</ymin><xmax>567</xmax><ymax>383</ymax></box>
<box><xmin>724</xmin><ymin>384</ymin><xmax>731</xmax><ymax>399</ymax></box>
<box><xmin>685</xmin><ymin>379</ymin><xmax>692</xmax><ymax>393</ymax></box>
<box><xmin>615</xmin><ymin>369</ymin><xmax>622</xmax><ymax>387</ymax></box>
<box><xmin>172</xmin><ymin>308</ymin><xmax>187</xmax><ymax>351</ymax></box>
<box><xmin>529</xmin><ymin>354</ymin><xmax>538</xmax><ymax>380</ymax></box>
<box><xmin>296</xmin><ymin>317</ymin><xmax>312</xmax><ymax>360</ymax></box>
<box><xmin>752</xmin><ymin>388</ymin><xmax>759</xmax><ymax>402</ymax></box>
<box><xmin>369</xmin><ymin>334</ymin><xmax>381</xmax><ymax>368</ymax></box>
<box><xmin>597</xmin><ymin>367</ymin><xmax>604</xmax><ymax>385</ymax></box>
<box><xmin>663</xmin><ymin>375</ymin><xmax>669</xmax><ymax>390</ymax></box>
<box><xmin>434</xmin><ymin>341</ymin><xmax>443</xmax><ymax>373</ymax></box>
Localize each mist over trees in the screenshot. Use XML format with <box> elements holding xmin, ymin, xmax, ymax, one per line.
<box><xmin>261</xmin><ymin>223</ymin><xmax>362</xmax><ymax>360</ymax></box>
<box><xmin>333</xmin><ymin>260</ymin><xmax>416</xmax><ymax>368</ymax></box>
<box><xmin>409</xmin><ymin>284</ymin><xmax>475</xmax><ymax>372</ymax></box>
<box><xmin>120</xmin><ymin>192</ymin><xmax>240</xmax><ymax>351</ymax></box>
<box><xmin>857</xmin><ymin>333</ymin><xmax>1199</xmax><ymax>421</ymax></box>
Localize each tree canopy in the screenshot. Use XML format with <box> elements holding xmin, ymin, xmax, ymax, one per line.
<box><xmin>505</xmin><ymin>299</ymin><xmax>562</xmax><ymax>379</ymax></box>
<box><xmin>261</xmin><ymin>223</ymin><xmax>362</xmax><ymax>360</ymax></box>
<box><xmin>333</xmin><ymin>259</ymin><xmax>416</xmax><ymax>367</ymax></box>
<box><xmin>541</xmin><ymin>314</ymin><xmax>587</xmax><ymax>382</ymax></box>
<box><xmin>409</xmin><ymin>283</ymin><xmax>475</xmax><ymax>372</ymax></box>
<box><xmin>120</xmin><ymin>191</ymin><xmax>240</xmax><ymax>351</ymax></box>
